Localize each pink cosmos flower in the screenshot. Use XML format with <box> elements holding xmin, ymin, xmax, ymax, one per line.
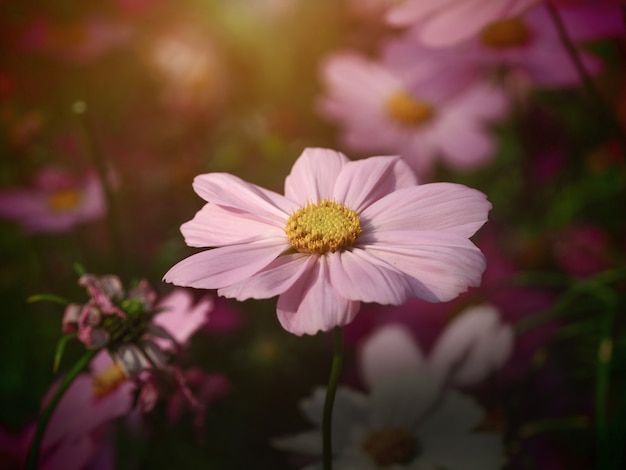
<box><xmin>0</xmin><ymin>166</ymin><xmax>106</xmax><ymax>234</ymax></box>
<box><xmin>386</xmin><ymin>2</ymin><xmax>624</xmax><ymax>89</ymax></box>
<box><xmin>359</xmin><ymin>304</ymin><xmax>514</xmax><ymax>389</ymax></box>
<box><xmin>164</xmin><ymin>147</ymin><xmax>491</xmax><ymax>336</ymax></box>
<box><xmin>318</xmin><ymin>53</ymin><xmax>508</xmax><ymax>178</ymax></box>
<box><xmin>386</xmin><ymin>0</ymin><xmax>541</xmax><ymax>47</ymax></box>
<box><xmin>0</xmin><ymin>351</ymin><xmax>130</xmax><ymax>470</ymax></box>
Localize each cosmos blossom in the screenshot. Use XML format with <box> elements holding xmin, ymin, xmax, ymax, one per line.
<box><xmin>358</xmin><ymin>304</ymin><xmax>514</xmax><ymax>389</ymax></box>
<box><xmin>385</xmin><ymin>2</ymin><xmax>625</xmax><ymax>90</ymax></box>
<box><xmin>273</xmin><ymin>375</ymin><xmax>504</xmax><ymax>469</ymax></box>
<box><xmin>386</xmin><ymin>0</ymin><xmax>541</xmax><ymax>47</ymax></box>
<box><xmin>0</xmin><ymin>166</ymin><xmax>106</xmax><ymax>234</ymax></box>
<box><xmin>318</xmin><ymin>53</ymin><xmax>508</xmax><ymax>178</ymax></box>
<box><xmin>164</xmin><ymin>148</ymin><xmax>491</xmax><ymax>336</ymax></box>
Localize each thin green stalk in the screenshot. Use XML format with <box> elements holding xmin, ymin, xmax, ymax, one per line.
<box><xmin>323</xmin><ymin>327</ymin><xmax>344</xmax><ymax>470</ymax></box>
<box><xmin>546</xmin><ymin>0</ymin><xmax>626</xmax><ymax>156</ymax></box>
<box><xmin>591</xmin><ymin>284</ymin><xmax>617</xmax><ymax>469</ymax></box>
<box><xmin>72</xmin><ymin>100</ymin><xmax>128</xmax><ymax>274</ymax></box>
<box><xmin>25</xmin><ymin>349</ymin><xmax>98</xmax><ymax>470</ymax></box>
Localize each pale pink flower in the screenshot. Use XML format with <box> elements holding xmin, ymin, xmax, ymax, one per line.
<box><xmin>359</xmin><ymin>304</ymin><xmax>514</xmax><ymax>389</ymax></box>
<box><xmin>0</xmin><ymin>352</ymin><xmax>130</xmax><ymax>470</ymax></box>
<box><xmin>387</xmin><ymin>0</ymin><xmax>541</xmax><ymax>47</ymax></box>
<box><xmin>318</xmin><ymin>53</ymin><xmax>508</xmax><ymax>178</ymax></box>
<box><xmin>164</xmin><ymin>147</ymin><xmax>491</xmax><ymax>336</ymax></box>
<box><xmin>0</xmin><ymin>166</ymin><xmax>106</xmax><ymax>234</ymax></box>
<box><xmin>387</xmin><ymin>2</ymin><xmax>624</xmax><ymax>89</ymax></box>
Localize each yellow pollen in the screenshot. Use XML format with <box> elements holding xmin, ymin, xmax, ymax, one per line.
<box><xmin>480</xmin><ymin>17</ymin><xmax>530</xmax><ymax>49</ymax></box>
<box><xmin>386</xmin><ymin>91</ymin><xmax>434</xmax><ymax>127</ymax></box>
<box><xmin>362</xmin><ymin>427</ymin><xmax>419</xmax><ymax>467</ymax></box>
<box><xmin>92</xmin><ymin>363</ymin><xmax>128</xmax><ymax>398</ymax></box>
<box><xmin>48</xmin><ymin>189</ymin><xmax>81</xmax><ymax>212</ymax></box>
<box><xmin>285</xmin><ymin>199</ymin><xmax>361</xmax><ymax>255</ymax></box>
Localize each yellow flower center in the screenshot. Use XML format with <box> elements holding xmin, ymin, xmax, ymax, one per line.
<box><xmin>48</xmin><ymin>189</ymin><xmax>81</xmax><ymax>212</ymax></box>
<box><xmin>285</xmin><ymin>199</ymin><xmax>361</xmax><ymax>255</ymax></box>
<box><xmin>92</xmin><ymin>362</ymin><xmax>128</xmax><ymax>398</ymax></box>
<box><xmin>362</xmin><ymin>427</ymin><xmax>419</xmax><ymax>467</ymax></box>
<box><xmin>386</xmin><ymin>91</ymin><xmax>434</xmax><ymax>127</ymax></box>
<box><xmin>480</xmin><ymin>17</ymin><xmax>530</xmax><ymax>49</ymax></box>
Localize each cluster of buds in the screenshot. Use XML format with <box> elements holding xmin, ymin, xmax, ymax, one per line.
<box><xmin>62</xmin><ymin>274</ymin><xmax>177</xmax><ymax>378</ymax></box>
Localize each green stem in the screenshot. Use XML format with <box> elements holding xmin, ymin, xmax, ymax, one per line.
<box><xmin>323</xmin><ymin>327</ymin><xmax>344</xmax><ymax>470</ymax></box>
<box><xmin>546</xmin><ymin>0</ymin><xmax>626</xmax><ymax>156</ymax></box>
<box><xmin>25</xmin><ymin>349</ymin><xmax>98</xmax><ymax>470</ymax></box>
<box><xmin>73</xmin><ymin>101</ymin><xmax>128</xmax><ymax>275</ymax></box>
<box><xmin>592</xmin><ymin>284</ymin><xmax>617</xmax><ymax>469</ymax></box>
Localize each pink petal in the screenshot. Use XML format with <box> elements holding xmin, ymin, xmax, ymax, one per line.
<box><xmin>153</xmin><ymin>289</ymin><xmax>212</xmax><ymax>347</ymax></box>
<box><xmin>523</xmin><ymin>45</ymin><xmax>603</xmax><ymax>87</ymax></box>
<box><xmin>358</xmin><ymin>324</ymin><xmax>426</xmax><ymax>390</ymax></box>
<box><xmin>362</xmin><ymin>231</ymin><xmax>487</xmax><ymax>302</ymax></box>
<box><xmin>192</xmin><ymin>173</ymin><xmax>296</xmax><ymax>226</ymax></box>
<box><xmin>276</xmin><ymin>256</ymin><xmax>360</xmax><ymax>335</ymax></box>
<box><xmin>181</xmin><ymin>203</ymin><xmax>285</xmax><ymax>247</ymax></box>
<box><xmin>386</xmin><ymin>0</ymin><xmax>456</xmax><ymax>26</ymax></box>
<box><xmin>332</xmin><ymin>156</ymin><xmax>419</xmax><ymax>213</ymax></box>
<box><xmin>163</xmin><ymin>238</ymin><xmax>289</xmax><ymax>289</ymax></box>
<box><xmin>435</xmin><ymin>121</ymin><xmax>496</xmax><ymax>170</ymax></box>
<box><xmin>43</xmin><ymin>375</ymin><xmax>133</xmax><ymax>449</ymax></box>
<box><xmin>328</xmin><ymin>249</ymin><xmax>417</xmax><ymax>305</ymax></box>
<box><xmin>360</xmin><ymin>183</ymin><xmax>491</xmax><ymax>237</ymax></box>
<box><xmin>218</xmin><ymin>253</ymin><xmax>315</xmax><ymax>300</ymax></box>
<box><xmin>284</xmin><ymin>148</ymin><xmax>349</xmax><ymax>204</ymax></box>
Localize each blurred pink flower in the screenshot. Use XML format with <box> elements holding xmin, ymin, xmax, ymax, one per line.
<box><xmin>0</xmin><ymin>167</ymin><xmax>106</xmax><ymax>234</ymax></box>
<box><xmin>359</xmin><ymin>304</ymin><xmax>514</xmax><ymax>390</ymax></box>
<box><xmin>551</xmin><ymin>224</ymin><xmax>613</xmax><ymax>277</ymax></box>
<box><xmin>164</xmin><ymin>147</ymin><xmax>491</xmax><ymax>336</ymax></box>
<box><xmin>0</xmin><ymin>350</ymin><xmax>130</xmax><ymax>470</ymax></box>
<box><xmin>387</xmin><ymin>2</ymin><xmax>624</xmax><ymax>89</ymax></box>
<box><xmin>318</xmin><ymin>53</ymin><xmax>508</xmax><ymax>178</ymax></box>
<box><xmin>19</xmin><ymin>15</ymin><xmax>133</xmax><ymax>64</ymax></box>
<box><xmin>386</xmin><ymin>0</ymin><xmax>541</xmax><ymax>47</ymax></box>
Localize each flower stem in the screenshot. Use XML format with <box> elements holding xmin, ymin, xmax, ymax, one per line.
<box><xmin>546</xmin><ymin>0</ymin><xmax>626</xmax><ymax>156</ymax></box>
<box><xmin>25</xmin><ymin>349</ymin><xmax>98</xmax><ymax>470</ymax></box>
<box><xmin>72</xmin><ymin>100</ymin><xmax>128</xmax><ymax>275</ymax></box>
<box><xmin>323</xmin><ymin>327</ymin><xmax>344</xmax><ymax>470</ymax></box>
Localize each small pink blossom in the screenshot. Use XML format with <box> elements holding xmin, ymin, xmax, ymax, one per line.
<box><xmin>0</xmin><ymin>167</ymin><xmax>106</xmax><ymax>234</ymax></box>
<box><xmin>318</xmin><ymin>53</ymin><xmax>508</xmax><ymax>178</ymax></box>
<box><xmin>164</xmin><ymin>147</ymin><xmax>491</xmax><ymax>335</ymax></box>
<box><xmin>387</xmin><ymin>0</ymin><xmax>541</xmax><ymax>47</ymax></box>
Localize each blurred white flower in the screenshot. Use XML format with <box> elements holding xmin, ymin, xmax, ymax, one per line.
<box><xmin>274</xmin><ymin>375</ymin><xmax>504</xmax><ymax>469</ymax></box>
<box><xmin>359</xmin><ymin>304</ymin><xmax>514</xmax><ymax>388</ymax></box>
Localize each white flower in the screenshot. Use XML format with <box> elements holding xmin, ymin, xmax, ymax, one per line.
<box><xmin>359</xmin><ymin>304</ymin><xmax>514</xmax><ymax>388</ymax></box>
<box><xmin>274</xmin><ymin>374</ymin><xmax>504</xmax><ymax>469</ymax></box>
